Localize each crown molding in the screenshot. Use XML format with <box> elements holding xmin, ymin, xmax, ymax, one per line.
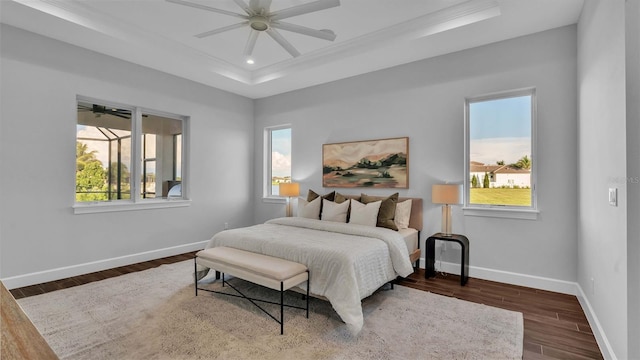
<box><xmin>250</xmin><ymin>0</ymin><xmax>501</xmax><ymax>85</ymax></box>
<box><xmin>9</xmin><ymin>0</ymin><xmax>499</xmax><ymax>87</ymax></box>
<box><xmin>2</xmin><ymin>0</ymin><xmax>582</xmax><ymax>99</ymax></box>
<box><xmin>10</xmin><ymin>0</ymin><xmax>252</xmax><ymax>83</ymax></box>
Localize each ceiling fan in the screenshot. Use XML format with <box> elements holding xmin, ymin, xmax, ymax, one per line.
<box><xmin>78</xmin><ymin>104</ymin><xmax>132</xmax><ymax>119</ymax></box>
<box><xmin>166</xmin><ymin>0</ymin><xmax>340</xmax><ymax>59</ymax></box>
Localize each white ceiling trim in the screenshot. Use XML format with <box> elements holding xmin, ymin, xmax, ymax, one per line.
<box><xmin>250</xmin><ymin>0</ymin><xmax>501</xmax><ymax>84</ymax></box>
<box><xmin>11</xmin><ymin>0</ymin><xmax>253</xmax><ymax>83</ymax></box>
<box><xmin>10</xmin><ymin>0</ymin><xmax>500</xmax><ymax>87</ymax></box>
<box><xmin>2</xmin><ymin>0</ymin><xmax>584</xmax><ymax>99</ymax></box>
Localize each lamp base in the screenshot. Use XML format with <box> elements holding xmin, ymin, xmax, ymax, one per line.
<box><xmin>441</xmin><ymin>204</ymin><xmax>452</xmax><ymax>236</ymax></box>
<box><xmin>285</xmin><ymin>197</ymin><xmax>293</xmax><ymax>217</ymax></box>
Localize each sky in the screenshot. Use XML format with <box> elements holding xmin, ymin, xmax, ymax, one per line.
<box><xmin>469</xmin><ymin>95</ymin><xmax>532</xmax><ymax>165</ymax></box>
<box><xmin>271</xmin><ymin>128</ymin><xmax>292</xmax><ymax>177</ymax></box>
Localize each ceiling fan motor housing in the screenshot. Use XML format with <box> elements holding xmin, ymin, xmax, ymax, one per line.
<box><xmin>249</xmin><ymin>16</ymin><xmax>270</xmax><ymax>31</ymax></box>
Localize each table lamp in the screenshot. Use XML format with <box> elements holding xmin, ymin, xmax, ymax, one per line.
<box><xmin>279</xmin><ymin>182</ymin><xmax>300</xmax><ymax>217</ymax></box>
<box><xmin>432</xmin><ymin>184</ymin><xmax>462</xmax><ymax>236</ymax></box>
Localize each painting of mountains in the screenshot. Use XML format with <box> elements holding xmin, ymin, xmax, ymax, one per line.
<box><xmin>322</xmin><ymin>137</ymin><xmax>408</xmax><ymax>188</ymax></box>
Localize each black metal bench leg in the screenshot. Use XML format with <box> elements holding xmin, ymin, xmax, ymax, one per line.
<box><xmin>192</xmin><ymin>263</ymin><xmax>309</xmax><ymax>335</ymax></box>
<box><xmin>306</xmin><ymin>271</ymin><xmax>310</xmax><ymax>318</ymax></box>
<box><xmin>194</xmin><ymin>257</ymin><xmax>198</xmax><ymax>296</ymax></box>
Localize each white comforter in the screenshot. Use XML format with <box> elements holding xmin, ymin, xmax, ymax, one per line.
<box><xmin>197</xmin><ymin>217</ymin><xmax>414</xmax><ymax>333</ymax></box>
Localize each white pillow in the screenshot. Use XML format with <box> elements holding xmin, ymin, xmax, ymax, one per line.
<box><xmin>297</xmin><ymin>196</ymin><xmax>321</xmax><ymax>219</ymax></box>
<box><xmin>321</xmin><ymin>198</ymin><xmax>349</xmax><ymax>223</ymax></box>
<box><xmin>348</xmin><ymin>199</ymin><xmax>381</xmax><ymax>227</ymax></box>
<box><xmin>394</xmin><ymin>199</ymin><xmax>412</xmax><ymax>229</ymax></box>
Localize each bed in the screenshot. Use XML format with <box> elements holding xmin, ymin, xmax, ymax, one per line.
<box><xmin>196</xmin><ymin>195</ymin><xmax>423</xmax><ymax>333</ymax></box>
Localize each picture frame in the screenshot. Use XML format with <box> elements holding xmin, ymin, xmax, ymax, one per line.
<box><xmin>322</xmin><ymin>137</ymin><xmax>409</xmax><ymax>188</ymax></box>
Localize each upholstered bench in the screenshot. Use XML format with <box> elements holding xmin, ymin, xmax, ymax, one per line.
<box><xmin>194</xmin><ymin>246</ymin><xmax>309</xmax><ymax>334</ymax></box>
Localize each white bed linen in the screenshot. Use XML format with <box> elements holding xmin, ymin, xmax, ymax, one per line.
<box><xmin>197</xmin><ymin>217</ymin><xmax>413</xmax><ymax>333</ymax></box>
<box><xmin>398</xmin><ymin>228</ymin><xmax>419</xmax><ymax>253</ymax></box>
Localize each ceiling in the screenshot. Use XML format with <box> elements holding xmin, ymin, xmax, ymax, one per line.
<box><xmin>0</xmin><ymin>0</ymin><xmax>584</xmax><ymax>99</ymax></box>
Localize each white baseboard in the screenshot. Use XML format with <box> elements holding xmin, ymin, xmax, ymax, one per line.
<box><xmin>576</xmin><ymin>284</ymin><xmax>616</xmax><ymax>360</ymax></box>
<box><xmin>419</xmin><ymin>258</ymin><xmax>579</xmax><ymax>295</ymax></box>
<box><xmin>2</xmin><ymin>241</ymin><xmax>208</xmax><ymax>290</ymax></box>
<box><xmin>419</xmin><ymin>258</ymin><xmax>613</xmax><ymax>359</ymax></box>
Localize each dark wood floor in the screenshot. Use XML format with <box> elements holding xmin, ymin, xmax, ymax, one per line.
<box><xmin>9</xmin><ymin>252</ymin><xmax>196</xmax><ymax>300</ymax></box>
<box><xmin>10</xmin><ymin>254</ymin><xmax>603</xmax><ymax>360</ymax></box>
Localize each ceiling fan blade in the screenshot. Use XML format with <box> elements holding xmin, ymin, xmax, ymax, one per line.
<box><xmin>266</xmin><ymin>28</ymin><xmax>300</xmax><ymax>57</ymax></box>
<box><xmin>110</xmin><ymin>113</ymin><xmax>132</xmax><ymax>119</ymax></box>
<box><xmin>249</xmin><ymin>0</ymin><xmax>272</xmax><ymax>14</ymax></box>
<box><xmin>232</xmin><ymin>0</ymin><xmax>252</xmax><ymax>15</ymax></box>
<box><xmin>195</xmin><ymin>22</ymin><xmax>248</xmax><ymax>38</ymax></box>
<box><xmin>166</xmin><ymin>0</ymin><xmax>248</xmax><ymax>19</ymax></box>
<box><xmin>270</xmin><ymin>0</ymin><xmax>340</xmax><ymax>21</ymax></box>
<box><xmin>243</xmin><ymin>30</ymin><xmax>259</xmax><ymax>57</ymax></box>
<box><xmin>271</xmin><ymin>21</ymin><xmax>336</xmax><ymax>41</ymax></box>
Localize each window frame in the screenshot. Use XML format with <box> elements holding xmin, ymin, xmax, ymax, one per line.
<box><xmin>463</xmin><ymin>87</ymin><xmax>539</xmax><ymax>220</ymax></box>
<box><xmin>263</xmin><ymin>124</ymin><xmax>292</xmax><ymax>202</ymax></box>
<box><xmin>74</xmin><ymin>95</ymin><xmax>190</xmax><ymax>214</ymax></box>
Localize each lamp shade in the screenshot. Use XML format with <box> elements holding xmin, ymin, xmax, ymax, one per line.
<box><xmin>279</xmin><ymin>182</ymin><xmax>300</xmax><ymax>197</ymax></box>
<box><xmin>432</xmin><ymin>184</ymin><xmax>462</xmax><ymax>205</ymax></box>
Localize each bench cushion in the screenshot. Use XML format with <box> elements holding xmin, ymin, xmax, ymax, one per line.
<box><xmin>196</xmin><ymin>247</ymin><xmax>307</xmax><ymax>282</ymax></box>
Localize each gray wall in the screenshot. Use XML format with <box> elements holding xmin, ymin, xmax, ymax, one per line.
<box><xmin>0</xmin><ymin>25</ymin><xmax>255</xmax><ymax>284</ymax></box>
<box><xmin>577</xmin><ymin>1</ymin><xmax>636</xmax><ymax>358</ymax></box>
<box><xmin>254</xmin><ymin>26</ymin><xmax>579</xmax><ymax>285</ymax></box>
<box><xmin>626</xmin><ymin>1</ymin><xmax>640</xmax><ymax>358</ymax></box>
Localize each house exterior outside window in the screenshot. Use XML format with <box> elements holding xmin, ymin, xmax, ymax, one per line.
<box><xmin>464</xmin><ymin>88</ymin><xmax>538</xmax><ymax>218</ymax></box>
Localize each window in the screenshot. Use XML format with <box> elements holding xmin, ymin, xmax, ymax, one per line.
<box><xmin>140</xmin><ymin>112</ymin><xmax>184</xmax><ymax>199</ymax></box>
<box><xmin>464</xmin><ymin>88</ymin><xmax>537</xmax><ymax>214</ymax></box>
<box><xmin>76</xmin><ymin>97</ymin><xmax>188</xmax><ymax>212</ymax></box>
<box><xmin>265</xmin><ymin>126</ymin><xmax>291</xmax><ymax>197</ymax></box>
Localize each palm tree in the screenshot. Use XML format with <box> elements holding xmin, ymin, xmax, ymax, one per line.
<box><xmin>76</xmin><ymin>142</ymin><xmax>108</xmax><ymax>201</ymax></box>
<box><xmin>76</xmin><ymin>142</ymin><xmax>100</xmax><ymax>171</ymax></box>
<box><xmin>514</xmin><ymin>155</ymin><xmax>532</xmax><ymax>170</ymax></box>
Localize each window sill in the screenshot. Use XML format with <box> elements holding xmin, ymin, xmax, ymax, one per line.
<box><xmin>73</xmin><ymin>199</ymin><xmax>191</xmax><ymax>214</ymax></box>
<box><xmin>462</xmin><ymin>206</ymin><xmax>539</xmax><ymax>220</ymax></box>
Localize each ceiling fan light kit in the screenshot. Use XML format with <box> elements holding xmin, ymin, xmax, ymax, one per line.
<box><xmin>249</xmin><ymin>16</ymin><xmax>270</xmax><ymax>31</ymax></box>
<box><xmin>167</xmin><ymin>0</ymin><xmax>340</xmax><ymax>60</ymax></box>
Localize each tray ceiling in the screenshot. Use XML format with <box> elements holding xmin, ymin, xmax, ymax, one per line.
<box><xmin>0</xmin><ymin>0</ymin><xmax>584</xmax><ymax>98</ymax></box>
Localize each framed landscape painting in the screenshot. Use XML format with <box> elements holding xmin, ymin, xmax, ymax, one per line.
<box><xmin>322</xmin><ymin>137</ymin><xmax>408</xmax><ymax>188</ymax></box>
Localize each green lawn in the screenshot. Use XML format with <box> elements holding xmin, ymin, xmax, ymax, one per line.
<box><xmin>470</xmin><ymin>188</ymin><xmax>531</xmax><ymax>206</ymax></box>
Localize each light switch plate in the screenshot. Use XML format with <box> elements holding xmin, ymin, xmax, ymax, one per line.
<box><xmin>609</xmin><ymin>188</ymin><xmax>618</xmax><ymax>206</ymax></box>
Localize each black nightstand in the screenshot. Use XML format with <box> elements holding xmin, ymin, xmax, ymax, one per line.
<box><xmin>425</xmin><ymin>233</ymin><xmax>469</xmax><ymax>286</ymax></box>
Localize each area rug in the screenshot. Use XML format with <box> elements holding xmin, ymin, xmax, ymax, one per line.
<box><xmin>18</xmin><ymin>260</ymin><xmax>523</xmax><ymax>359</ymax></box>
